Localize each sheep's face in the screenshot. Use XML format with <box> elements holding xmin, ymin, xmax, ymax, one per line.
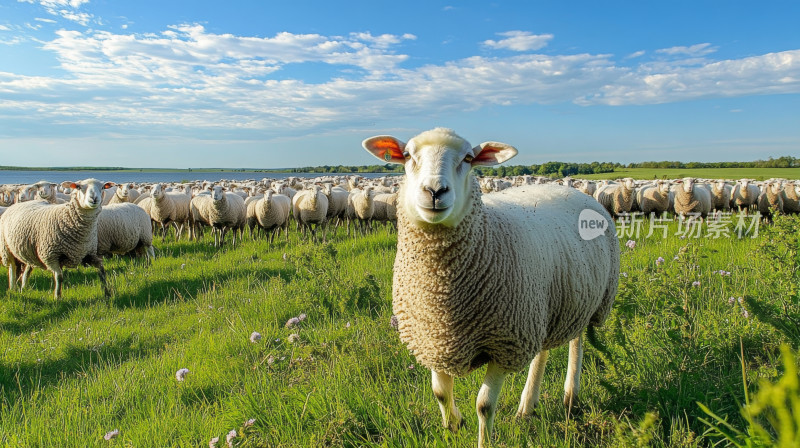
<box><xmin>622</xmin><ymin>178</ymin><xmax>635</xmax><ymax>190</ymax></box>
<box><xmin>682</xmin><ymin>177</ymin><xmax>695</xmax><ymax>193</ymax></box>
<box><xmin>211</xmin><ymin>186</ymin><xmax>226</xmax><ymax>201</ymax></box>
<box><xmin>36</xmin><ymin>183</ymin><xmax>56</xmax><ymax>200</ymax></box>
<box><xmin>152</xmin><ymin>184</ymin><xmax>165</xmax><ymax>199</ymax></box>
<box><xmin>363</xmin><ymin>128</ymin><xmax>517</xmax><ymax>227</ymax></box>
<box><xmin>62</xmin><ymin>179</ymin><xmax>113</xmax><ymax>210</ymax></box>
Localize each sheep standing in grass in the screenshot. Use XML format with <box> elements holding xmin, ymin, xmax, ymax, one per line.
<box><xmin>204</xmin><ymin>185</ymin><xmax>246</xmax><ymax>247</ymax></box>
<box><xmin>350</xmin><ymin>186</ymin><xmax>375</xmax><ymax>236</ymax></box>
<box><xmin>363</xmin><ymin>128</ymin><xmax>619</xmax><ymax>448</ymax></box>
<box><xmin>731</xmin><ymin>179</ymin><xmax>760</xmax><ymax>213</ymax></box>
<box><xmin>594</xmin><ymin>178</ymin><xmax>635</xmax><ymax>217</ymax></box>
<box><xmin>782</xmin><ymin>182</ymin><xmax>800</xmax><ymax>214</ymax></box>
<box><xmin>0</xmin><ymin>179</ymin><xmax>114</xmax><ymax>299</ymax></box>
<box><xmin>758</xmin><ymin>182</ymin><xmax>784</xmax><ymax>221</ymax></box>
<box><xmin>636</xmin><ymin>180</ymin><xmax>671</xmax><ymax>216</ymax></box>
<box><xmin>97</xmin><ymin>203</ymin><xmax>155</xmax><ymax>260</ymax></box>
<box><xmin>710</xmin><ymin>180</ymin><xmax>732</xmax><ymax>213</ymax></box>
<box><xmin>673</xmin><ymin>177</ymin><xmax>712</xmax><ymax>220</ymax></box>
<box><xmin>254</xmin><ymin>190</ymin><xmax>292</xmax><ymax>245</ymax></box>
<box><xmin>293</xmin><ymin>185</ymin><xmax>328</xmax><ymax>242</ymax></box>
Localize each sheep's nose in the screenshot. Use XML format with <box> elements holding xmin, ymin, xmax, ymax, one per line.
<box><xmin>425</xmin><ymin>186</ymin><xmax>449</xmax><ymax>200</ymax></box>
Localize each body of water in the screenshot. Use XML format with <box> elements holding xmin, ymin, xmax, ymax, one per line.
<box><xmin>0</xmin><ymin>170</ymin><xmax>399</xmax><ymax>185</ymax></box>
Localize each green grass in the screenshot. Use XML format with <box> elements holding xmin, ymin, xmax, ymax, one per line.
<box><xmin>1</xmin><ymin>215</ymin><xmax>798</xmax><ymax>447</ymax></box>
<box><xmin>578</xmin><ymin>167</ymin><xmax>800</xmax><ymax>181</ymax></box>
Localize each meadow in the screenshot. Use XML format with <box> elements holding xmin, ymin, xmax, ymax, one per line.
<box><xmin>0</xmin><ymin>212</ymin><xmax>798</xmax><ymax>447</ymax></box>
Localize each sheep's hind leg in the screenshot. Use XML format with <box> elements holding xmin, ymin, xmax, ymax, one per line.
<box><xmin>84</xmin><ymin>255</ymin><xmax>111</xmax><ymax>299</ymax></box>
<box><xmin>7</xmin><ymin>259</ymin><xmax>21</xmax><ymax>291</ymax></box>
<box><xmin>432</xmin><ymin>370</ymin><xmax>463</xmax><ymax>432</ymax></box>
<box><xmin>20</xmin><ymin>264</ymin><xmax>33</xmax><ymax>289</ymax></box>
<box><xmin>516</xmin><ymin>349</ymin><xmax>549</xmax><ymax>418</ymax></box>
<box><xmin>476</xmin><ymin>362</ymin><xmax>508</xmax><ymax>448</ymax></box>
<box><xmin>563</xmin><ymin>334</ymin><xmax>583</xmax><ymax>409</ymax></box>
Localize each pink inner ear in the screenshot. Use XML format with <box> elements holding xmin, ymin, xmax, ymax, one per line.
<box><xmin>474</xmin><ymin>146</ymin><xmax>503</xmax><ymax>163</ymax></box>
<box><xmin>70</xmin><ymin>183</ymin><xmax>79</xmax><ymax>190</ymax></box>
<box><xmin>372</xmin><ymin>138</ymin><xmax>404</xmax><ymax>161</ymax></box>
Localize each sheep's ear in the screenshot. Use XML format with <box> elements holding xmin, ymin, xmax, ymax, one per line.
<box><xmin>103</xmin><ymin>182</ymin><xmax>115</xmax><ymax>189</ymax></box>
<box><xmin>471</xmin><ymin>142</ymin><xmax>518</xmax><ymax>166</ymax></box>
<box><xmin>62</xmin><ymin>181</ymin><xmax>79</xmax><ymax>190</ymax></box>
<box><xmin>362</xmin><ymin>136</ymin><xmax>407</xmax><ymax>164</ymax></box>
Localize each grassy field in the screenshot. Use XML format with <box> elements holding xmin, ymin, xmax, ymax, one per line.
<box><xmin>0</xmin><ymin>214</ymin><xmax>798</xmax><ymax>447</ymax></box>
<box><xmin>578</xmin><ymin>167</ymin><xmax>800</xmax><ymax>181</ymax></box>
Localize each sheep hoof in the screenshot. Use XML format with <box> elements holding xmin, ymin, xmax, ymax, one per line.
<box><xmin>515</xmin><ymin>409</ymin><xmax>538</xmax><ymax>420</ymax></box>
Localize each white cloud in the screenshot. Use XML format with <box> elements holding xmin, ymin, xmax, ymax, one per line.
<box><xmin>656</xmin><ymin>43</ymin><xmax>716</xmax><ymax>57</ymax></box>
<box><xmin>483</xmin><ymin>31</ymin><xmax>553</xmax><ymax>52</ymax></box>
<box><xmin>19</xmin><ymin>0</ymin><xmax>93</xmax><ymax>25</ymax></box>
<box><xmin>626</xmin><ymin>50</ymin><xmax>645</xmax><ymax>59</ymax></box>
<box><xmin>0</xmin><ymin>25</ymin><xmax>799</xmax><ymax>139</ymax></box>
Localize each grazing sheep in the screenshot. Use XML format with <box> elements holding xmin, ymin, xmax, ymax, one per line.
<box><xmin>97</xmin><ymin>203</ymin><xmax>155</xmax><ymax>260</ymax></box>
<box><xmin>254</xmin><ymin>190</ymin><xmax>292</xmax><ymax>245</ymax></box>
<box><xmin>781</xmin><ymin>182</ymin><xmax>800</xmax><ymax>214</ymax></box>
<box><xmin>576</xmin><ymin>180</ymin><xmax>597</xmax><ymax>197</ymax></box>
<box><xmin>372</xmin><ymin>192</ymin><xmax>399</xmax><ymax>231</ymax></box>
<box><xmin>149</xmin><ymin>183</ymin><xmax>177</xmax><ymax>242</ymax></box>
<box><xmin>362</xmin><ymin>128</ymin><xmax>619</xmax><ymax>448</ymax></box>
<box><xmin>594</xmin><ymin>178</ymin><xmax>635</xmax><ymax>217</ymax></box>
<box><xmin>33</xmin><ymin>181</ymin><xmax>65</xmax><ymax>204</ymax></box>
<box><xmin>673</xmin><ymin>177</ymin><xmax>713</xmax><ymax>219</ymax></box>
<box><xmin>731</xmin><ymin>179</ymin><xmax>760</xmax><ymax>213</ymax></box>
<box><xmin>758</xmin><ymin>182</ymin><xmax>784</xmax><ymax>220</ymax></box>
<box><xmin>0</xmin><ymin>179</ymin><xmax>114</xmax><ymax>299</ymax></box>
<box><xmin>201</xmin><ymin>186</ymin><xmax>246</xmax><ymax>247</ymax></box>
<box><xmin>350</xmin><ymin>185</ymin><xmax>376</xmax><ymax>236</ymax></box>
<box><xmin>636</xmin><ymin>180</ymin><xmax>671</xmax><ymax>216</ymax></box>
<box><xmin>710</xmin><ymin>180</ymin><xmax>732</xmax><ymax>213</ymax></box>
<box><xmin>16</xmin><ymin>184</ymin><xmax>38</xmax><ymax>203</ymax></box>
<box><xmin>108</xmin><ymin>183</ymin><xmax>140</xmax><ymax>204</ymax></box>
<box><xmin>321</xmin><ymin>183</ymin><xmax>349</xmax><ymax>234</ymax></box>
<box><xmin>293</xmin><ymin>185</ymin><xmax>328</xmax><ymax>242</ymax></box>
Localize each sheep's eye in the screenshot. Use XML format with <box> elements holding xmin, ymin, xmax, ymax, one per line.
<box><xmin>402</xmin><ymin>151</ymin><xmax>410</xmax><ymax>159</ymax></box>
<box><xmin>464</xmin><ymin>154</ymin><xmax>474</xmax><ymax>163</ymax></box>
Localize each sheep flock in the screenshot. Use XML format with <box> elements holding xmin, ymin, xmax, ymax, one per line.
<box><xmin>0</xmin><ymin>170</ymin><xmax>795</xmax><ymax>299</ymax></box>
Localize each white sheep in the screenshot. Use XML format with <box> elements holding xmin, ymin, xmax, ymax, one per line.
<box><xmin>731</xmin><ymin>179</ymin><xmax>760</xmax><ymax>213</ymax></box>
<box><xmin>673</xmin><ymin>177</ymin><xmax>713</xmax><ymax>219</ymax></box>
<box><xmin>710</xmin><ymin>180</ymin><xmax>732</xmax><ymax>213</ymax></box>
<box><xmin>254</xmin><ymin>190</ymin><xmax>291</xmax><ymax>245</ymax></box>
<box><xmin>292</xmin><ymin>185</ymin><xmax>328</xmax><ymax>242</ymax></box>
<box><xmin>758</xmin><ymin>181</ymin><xmax>784</xmax><ymax>220</ymax></box>
<box><xmin>636</xmin><ymin>180</ymin><xmax>671</xmax><ymax>216</ymax></box>
<box><xmin>349</xmin><ymin>185</ymin><xmax>375</xmax><ymax>236</ymax></box>
<box><xmin>0</xmin><ymin>179</ymin><xmax>114</xmax><ymax>299</ymax></box>
<box><xmin>782</xmin><ymin>182</ymin><xmax>800</xmax><ymax>214</ymax></box>
<box><xmin>107</xmin><ymin>183</ymin><xmax>140</xmax><ymax>204</ymax></box>
<box><xmin>33</xmin><ymin>181</ymin><xmax>65</xmax><ymax>204</ymax></box>
<box><xmin>192</xmin><ymin>185</ymin><xmax>246</xmax><ymax>247</ymax></box>
<box><xmin>594</xmin><ymin>178</ymin><xmax>635</xmax><ymax>217</ymax></box>
<box><xmin>363</xmin><ymin>128</ymin><xmax>619</xmax><ymax>448</ymax></box>
<box><xmin>97</xmin><ymin>203</ymin><xmax>155</xmax><ymax>260</ymax></box>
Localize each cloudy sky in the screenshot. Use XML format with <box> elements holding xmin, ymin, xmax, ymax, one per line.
<box><xmin>1</xmin><ymin>0</ymin><xmax>799</xmax><ymax>168</ymax></box>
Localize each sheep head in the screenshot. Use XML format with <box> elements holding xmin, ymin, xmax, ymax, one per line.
<box><xmin>211</xmin><ymin>185</ymin><xmax>226</xmax><ymax>201</ymax></box>
<box><xmin>35</xmin><ymin>181</ymin><xmax>57</xmax><ymax>200</ymax></box>
<box><xmin>363</xmin><ymin>127</ymin><xmax>516</xmax><ymax>227</ymax></box>
<box><xmin>61</xmin><ymin>179</ymin><xmax>113</xmax><ymax>210</ymax></box>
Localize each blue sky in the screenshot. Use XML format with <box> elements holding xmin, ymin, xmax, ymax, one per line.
<box><xmin>0</xmin><ymin>0</ymin><xmax>798</xmax><ymax>169</ymax></box>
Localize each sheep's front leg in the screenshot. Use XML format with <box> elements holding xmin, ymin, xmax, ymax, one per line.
<box><xmin>516</xmin><ymin>349</ymin><xmax>549</xmax><ymax>418</ymax></box>
<box><xmin>477</xmin><ymin>362</ymin><xmax>508</xmax><ymax>448</ymax></box>
<box><xmin>50</xmin><ymin>265</ymin><xmax>64</xmax><ymax>300</ymax></box>
<box><xmin>563</xmin><ymin>334</ymin><xmax>583</xmax><ymax>409</ymax></box>
<box><xmin>432</xmin><ymin>370</ymin><xmax>463</xmax><ymax>432</ymax></box>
